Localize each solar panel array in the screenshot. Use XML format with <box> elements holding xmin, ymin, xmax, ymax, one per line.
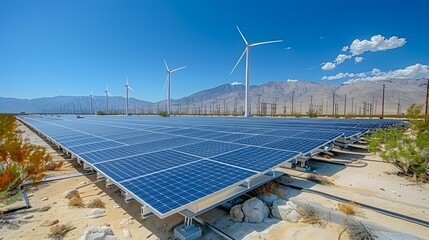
<box><xmin>19</xmin><ymin>115</ymin><xmax>401</xmax><ymax>217</ymax></box>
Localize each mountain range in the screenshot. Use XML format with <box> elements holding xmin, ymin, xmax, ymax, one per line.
<box><xmin>1</xmin><ymin>79</ymin><xmax>427</xmax><ymax>115</ymax></box>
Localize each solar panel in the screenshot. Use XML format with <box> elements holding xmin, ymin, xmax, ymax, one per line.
<box><xmin>18</xmin><ymin>114</ymin><xmax>402</xmax><ymax>218</ymax></box>
<box><xmin>119</xmin><ymin>160</ymin><xmax>256</xmax><ymax>215</ymax></box>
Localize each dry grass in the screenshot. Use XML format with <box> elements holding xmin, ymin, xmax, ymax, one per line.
<box><xmin>68</xmin><ymin>196</ymin><xmax>84</xmax><ymax>207</ymax></box>
<box><xmin>296</xmin><ymin>203</ymin><xmax>324</xmax><ymax>226</ymax></box>
<box><xmin>249</xmin><ymin>181</ymin><xmax>277</xmax><ymax>196</ymax></box>
<box><xmin>48</xmin><ymin>223</ymin><xmax>74</xmax><ymax>239</ymax></box>
<box><xmin>306</xmin><ymin>173</ymin><xmax>334</xmax><ymax>185</ymax></box>
<box><xmin>338</xmin><ymin>201</ymin><xmax>357</xmax><ymax>215</ymax></box>
<box><xmin>346</xmin><ymin>219</ymin><xmax>376</xmax><ymax>240</ymax></box>
<box><xmin>86</xmin><ymin>198</ymin><xmax>105</xmax><ymax>208</ymax></box>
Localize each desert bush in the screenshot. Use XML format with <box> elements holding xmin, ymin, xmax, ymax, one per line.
<box><xmin>0</xmin><ymin>115</ymin><xmax>62</xmax><ymax>193</ymax></box>
<box><xmin>365</xmin><ymin>106</ymin><xmax>429</xmax><ymax>182</ymax></box>
<box><xmin>345</xmin><ymin>219</ymin><xmax>376</xmax><ymax>240</ymax></box>
<box><xmin>86</xmin><ymin>198</ymin><xmax>105</xmax><ymax>208</ymax></box>
<box><xmin>306</xmin><ymin>173</ymin><xmax>334</xmax><ymax>185</ymax></box>
<box><xmin>249</xmin><ymin>181</ymin><xmax>277</xmax><ymax>196</ymax></box>
<box><xmin>159</xmin><ymin>111</ymin><xmax>169</xmax><ymax>117</ymax></box>
<box><xmin>48</xmin><ymin>223</ymin><xmax>74</xmax><ymax>239</ymax></box>
<box><xmin>338</xmin><ymin>201</ymin><xmax>357</xmax><ymax>215</ymax></box>
<box><xmin>296</xmin><ymin>203</ymin><xmax>322</xmax><ymax>225</ymax></box>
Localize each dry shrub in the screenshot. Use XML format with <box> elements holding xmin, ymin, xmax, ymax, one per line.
<box><xmin>338</xmin><ymin>201</ymin><xmax>357</xmax><ymax>215</ymax></box>
<box><xmin>346</xmin><ymin>219</ymin><xmax>376</xmax><ymax>240</ymax></box>
<box><xmin>68</xmin><ymin>196</ymin><xmax>84</xmax><ymax>207</ymax></box>
<box><xmin>48</xmin><ymin>223</ymin><xmax>74</xmax><ymax>239</ymax></box>
<box><xmin>306</xmin><ymin>173</ymin><xmax>334</xmax><ymax>185</ymax></box>
<box><xmin>86</xmin><ymin>198</ymin><xmax>105</xmax><ymax>208</ymax></box>
<box><xmin>249</xmin><ymin>181</ymin><xmax>277</xmax><ymax>196</ymax></box>
<box><xmin>296</xmin><ymin>203</ymin><xmax>323</xmax><ymax>225</ymax></box>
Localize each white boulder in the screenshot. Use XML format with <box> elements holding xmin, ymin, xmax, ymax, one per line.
<box><xmin>241</xmin><ymin>197</ymin><xmax>269</xmax><ymax>223</ymax></box>
<box><xmin>271</xmin><ymin>199</ymin><xmax>301</xmax><ymax>223</ymax></box>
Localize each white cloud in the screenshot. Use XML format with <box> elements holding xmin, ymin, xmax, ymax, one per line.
<box><xmin>335</xmin><ymin>54</ymin><xmax>352</xmax><ymax>64</ymax></box>
<box><xmin>231</xmin><ymin>81</ymin><xmax>242</xmax><ymax>86</ymax></box>
<box><xmin>321</xmin><ymin>34</ymin><xmax>406</xmax><ymax>70</ymax></box>
<box><xmin>350</xmin><ymin>35</ymin><xmax>406</xmax><ymax>56</ymax></box>
<box><xmin>284</xmin><ymin>46</ymin><xmax>292</xmax><ymax>50</ymax></box>
<box><xmin>354</xmin><ymin>57</ymin><xmax>364</xmax><ymax>63</ymax></box>
<box><xmin>287</xmin><ymin>79</ymin><xmax>299</xmax><ymax>82</ymax></box>
<box><xmin>321</xmin><ymin>62</ymin><xmax>336</xmax><ymax>70</ymax></box>
<box><xmin>321</xmin><ymin>63</ymin><xmax>429</xmax><ymax>83</ymax></box>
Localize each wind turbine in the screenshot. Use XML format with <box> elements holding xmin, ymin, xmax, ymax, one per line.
<box><xmin>163</xmin><ymin>60</ymin><xmax>186</xmax><ymax>115</ymax></box>
<box><xmin>125</xmin><ymin>75</ymin><xmax>134</xmax><ymax>116</ymax></box>
<box><xmin>230</xmin><ymin>26</ymin><xmax>283</xmax><ymax>117</ymax></box>
<box><xmin>104</xmin><ymin>85</ymin><xmax>111</xmax><ymax>114</ymax></box>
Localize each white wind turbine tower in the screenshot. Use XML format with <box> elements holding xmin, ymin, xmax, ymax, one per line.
<box><xmin>163</xmin><ymin>60</ymin><xmax>186</xmax><ymax>115</ymax></box>
<box><xmin>230</xmin><ymin>26</ymin><xmax>283</xmax><ymax>117</ymax></box>
<box><xmin>125</xmin><ymin>75</ymin><xmax>134</xmax><ymax>116</ymax></box>
<box><xmin>104</xmin><ymin>85</ymin><xmax>111</xmax><ymax>114</ymax></box>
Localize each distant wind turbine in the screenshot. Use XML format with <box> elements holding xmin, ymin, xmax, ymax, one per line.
<box><xmin>104</xmin><ymin>85</ymin><xmax>111</xmax><ymax>114</ymax></box>
<box><xmin>230</xmin><ymin>26</ymin><xmax>283</xmax><ymax>117</ymax></box>
<box><xmin>163</xmin><ymin>60</ymin><xmax>186</xmax><ymax>115</ymax></box>
<box><xmin>125</xmin><ymin>75</ymin><xmax>134</xmax><ymax>116</ymax></box>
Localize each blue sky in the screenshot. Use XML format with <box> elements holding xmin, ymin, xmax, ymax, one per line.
<box><xmin>1</xmin><ymin>0</ymin><xmax>428</xmax><ymax>101</ymax></box>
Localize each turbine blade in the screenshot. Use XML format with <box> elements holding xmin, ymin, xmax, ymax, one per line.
<box><xmin>162</xmin><ymin>74</ymin><xmax>168</xmax><ymax>92</ymax></box>
<box><xmin>128</xmin><ymin>87</ymin><xmax>134</xmax><ymax>91</ymax></box>
<box><xmin>164</xmin><ymin>59</ymin><xmax>170</xmax><ymax>72</ymax></box>
<box><xmin>171</xmin><ymin>66</ymin><xmax>186</xmax><ymax>73</ymax></box>
<box><xmin>230</xmin><ymin>48</ymin><xmax>247</xmax><ymax>75</ymax></box>
<box><xmin>250</xmin><ymin>40</ymin><xmax>283</xmax><ymax>47</ymax></box>
<box><xmin>107</xmin><ymin>92</ymin><xmax>111</xmax><ymax>96</ymax></box>
<box><xmin>236</xmin><ymin>26</ymin><xmax>248</xmax><ymax>45</ymax></box>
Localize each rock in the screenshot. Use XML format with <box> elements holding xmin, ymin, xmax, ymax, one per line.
<box><xmin>123</xmin><ymin>229</ymin><xmax>132</xmax><ymax>238</ymax></box>
<box><xmin>63</xmin><ymin>189</ymin><xmax>80</xmax><ymax>199</ymax></box>
<box><xmin>80</xmin><ymin>226</ymin><xmax>118</xmax><ymax>240</ymax></box>
<box><xmin>119</xmin><ymin>218</ymin><xmax>134</xmax><ymax>226</ymax></box>
<box><xmin>41</xmin><ymin>197</ymin><xmax>48</xmax><ymax>201</ymax></box>
<box><xmin>113</xmin><ymin>204</ymin><xmax>120</xmax><ymax>208</ymax></box>
<box><xmin>86</xmin><ymin>208</ymin><xmax>107</xmax><ymax>219</ymax></box>
<box><xmin>380</xmin><ymin>188</ymin><xmax>385</xmax><ymax>191</ymax></box>
<box><xmin>271</xmin><ymin>200</ymin><xmax>301</xmax><ymax>223</ymax></box>
<box><xmin>27</xmin><ymin>192</ymin><xmax>34</xmax><ymax>197</ymax></box>
<box><xmin>230</xmin><ymin>204</ymin><xmax>244</xmax><ymax>222</ymax></box>
<box><xmin>40</xmin><ymin>219</ymin><xmax>59</xmax><ymax>227</ymax></box>
<box><xmin>257</xmin><ymin>193</ymin><xmax>279</xmax><ymax>206</ymax></box>
<box><xmin>39</xmin><ymin>206</ymin><xmax>51</xmax><ymax>212</ymax></box>
<box><xmin>23</xmin><ymin>214</ymin><xmax>33</xmax><ymax>220</ymax></box>
<box><xmin>241</xmin><ymin>197</ymin><xmax>269</xmax><ymax>223</ymax></box>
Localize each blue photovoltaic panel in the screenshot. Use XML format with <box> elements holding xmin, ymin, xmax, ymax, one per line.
<box><xmin>68</xmin><ymin>141</ymin><xmax>126</xmax><ymax>154</ymax></box>
<box><xmin>210</xmin><ymin>146</ymin><xmax>297</xmax><ymax>172</ymax></box>
<box><xmin>18</xmin><ymin>115</ymin><xmax>403</xmax><ymax>218</ymax></box>
<box><xmin>213</xmin><ymin>133</ymin><xmax>254</xmax><ymax>142</ymax></box>
<box><xmin>292</xmin><ymin>131</ymin><xmax>343</xmax><ymax>141</ymax></box>
<box><xmin>94</xmin><ymin>150</ymin><xmax>201</xmax><ymax>182</ymax></box>
<box><xmin>173</xmin><ymin>141</ymin><xmax>244</xmax><ymax>158</ymax></box>
<box><xmin>233</xmin><ymin>135</ymin><xmax>283</xmax><ymax>146</ymax></box>
<box><xmin>264</xmin><ymin>137</ymin><xmax>329</xmax><ymax>153</ymax></box>
<box><xmin>119</xmin><ymin>160</ymin><xmax>256</xmax><ymax>215</ymax></box>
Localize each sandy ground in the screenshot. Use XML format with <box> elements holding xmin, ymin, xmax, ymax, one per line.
<box><xmin>1</xmin><ymin>122</ymin><xmax>428</xmax><ymax>239</ymax></box>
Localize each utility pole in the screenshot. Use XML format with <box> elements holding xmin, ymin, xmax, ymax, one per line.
<box><xmin>291</xmin><ymin>91</ymin><xmax>295</xmax><ymax>115</ymax></box>
<box><xmin>257</xmin><ymin>94</ymin><xmax>261</xmax><ymax>115</ymax></box>
<box><xmin>223</xmin><ymin>98</ymin><xmax>226</xmax><ymax>116</ymax></box>
<box><xmin>332</xmin><ymin>91</ymin><xmax>336</xmax><ymax>117</ymax></box>
<box><xmin>310</xmin><ymin>95</ymin><xmax>313</xmax><ymax>114</ymax></box>
<box><xmin>344</xmin><ymin>94</ymin><xmax>347</xmax><ymax>116</ymax></box>
<box><xmin>381</xmin><ymin>84</ymin><xmax>385</xmax><ymax>119</ymax></box>
<box><xmin>351</xmin><ymin>98</ymin><xmax>354</xmax><ymax>115</ymax></box>
<box><xmin>397</xmin><ymin>98</ymin><xmax>401</xmax><ymax>116</ymax></box>
<box><xmin>321</xmin><ymin>98</ymin><xmax>324</xmax><ymax>115</ymax></box>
